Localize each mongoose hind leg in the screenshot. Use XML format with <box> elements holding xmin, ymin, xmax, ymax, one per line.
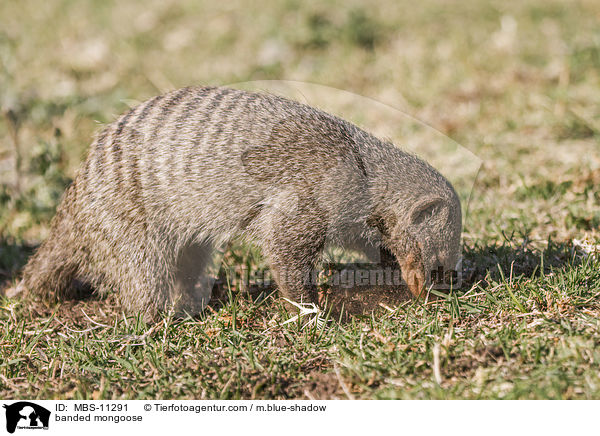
<box><xmin>116</xmin><ymin>240</ymin><xmax>215</xmax><ymax>321</ymax></box>
<box><xmin>171</xmin><ymin>241</ymin><xmax>215</xmax><ymax>317</ymax></box>
<box><xmin>116</xmin><ymin>259</ymin><xmax>174</xmax><ymax>322</ymax></box>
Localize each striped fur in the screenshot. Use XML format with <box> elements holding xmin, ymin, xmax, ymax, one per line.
<box><xmin>14</xmin><ymin>86</ymin><xmax>462</xmax><ymax>320</ymax></box>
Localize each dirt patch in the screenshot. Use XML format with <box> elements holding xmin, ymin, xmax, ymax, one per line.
<box><xmin>301</xmin><ymin>371</ymin><xmax>344</xmax><ymax>399</ymax></box>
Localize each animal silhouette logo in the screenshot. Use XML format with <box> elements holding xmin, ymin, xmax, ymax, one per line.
<box><xmin>2</xmin><ymin>402</ymin><xmax>50</xmax><ymax>433</ymax></box>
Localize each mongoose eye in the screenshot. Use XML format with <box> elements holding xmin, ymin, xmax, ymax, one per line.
<box><xmin>367</xmin><ymin>215</ymin><xmax>389</xmax><ymax>237</ymax></box>
<box><xmin>367</xmin><ymin>213</ymin><xmax>397</xmax><ymax>237</ymax></box>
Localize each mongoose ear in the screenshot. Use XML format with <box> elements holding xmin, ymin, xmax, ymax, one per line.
<box><xmin>410</xmin><ymin>197</ymin><xmax>445</xmax><ymax>225</ymax></box>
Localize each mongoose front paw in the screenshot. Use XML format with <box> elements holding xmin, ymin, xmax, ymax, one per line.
<box><xmin>4</xmin><ymin>279</ymin><xmax>26</xmax><ymax>298</ymax></box>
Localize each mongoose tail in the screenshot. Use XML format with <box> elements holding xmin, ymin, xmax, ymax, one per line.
<box><xmin>15</xmin><ymin>183</ymin><xmax>91</xmax><ymax>301</ymax></box>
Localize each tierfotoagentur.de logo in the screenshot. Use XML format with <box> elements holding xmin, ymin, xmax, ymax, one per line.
<box><xmin>2</xmin><ymin>402</ymin><xmax>50</xmax><ymax>434</ymax></box>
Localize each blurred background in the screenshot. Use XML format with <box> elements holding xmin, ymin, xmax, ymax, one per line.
<box><xmin>0</xmin><ymin>0</ymin><xmax>599</xmax><ymax>274</ymax></box>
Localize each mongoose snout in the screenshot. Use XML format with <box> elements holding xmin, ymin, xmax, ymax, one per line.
<box><xmin>7</xmin><ymin>86</ymin><xmax>462</xmax><ymax>319</ymax></box>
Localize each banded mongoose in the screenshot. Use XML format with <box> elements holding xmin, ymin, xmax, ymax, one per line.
<box><xmin>8</xmin><ymin>86</ymin><xmax>462</xmax><ymax>319</ymax></box>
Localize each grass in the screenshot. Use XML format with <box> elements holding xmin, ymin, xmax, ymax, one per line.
<box><xmin>1</xmin><ymin>0</ymin><xmax>599</xmax><ymax>399</ymax></box>
<box><xmin>2</xmin><ymin>244</ymin><xmax>599</xmax><ymax>399</ymax></box>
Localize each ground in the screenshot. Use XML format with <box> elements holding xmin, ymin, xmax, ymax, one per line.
<box><xmin>0</xmin><ymin>0</ymin><xmax>599</xmax><ymax>399</ymax></box>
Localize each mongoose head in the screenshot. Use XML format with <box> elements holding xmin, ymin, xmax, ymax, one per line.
<box><xmin>370</xmin><ymin>175</ymin><xmax>462</xmax><ymax>298</ymax></box>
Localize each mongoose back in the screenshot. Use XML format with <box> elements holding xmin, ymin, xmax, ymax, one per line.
<box><xmin>10</xmin><ymin>86</ymin><xmax>462</xmax><ymax>319</ymax></box>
